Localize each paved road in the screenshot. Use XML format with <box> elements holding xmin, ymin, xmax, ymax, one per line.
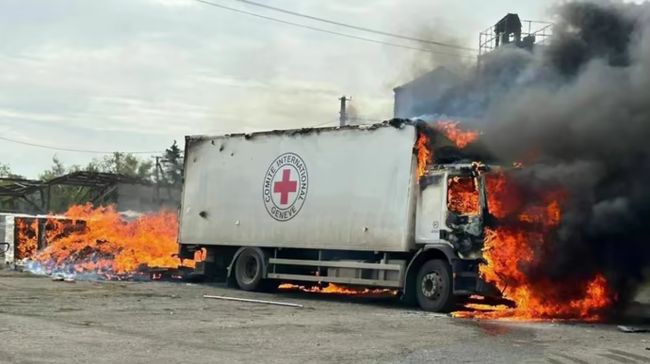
<box><xmin>0</xmin><ymin>271</ymin><xmax>648</xmax><ymax>363</ymax></box>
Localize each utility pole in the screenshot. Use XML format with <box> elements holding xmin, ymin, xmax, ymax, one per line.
<box><xmin>339</xmin><ymin>96</ymin><xmax>351</xmax><ymax>127</ymax></box>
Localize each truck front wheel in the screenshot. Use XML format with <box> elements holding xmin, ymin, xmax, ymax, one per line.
<box><xmin>234</xmin><ymin>248</ymin><xmax>264</xmax><ymax>291</ymax></box>
<box><xmin>416</xmin><ymin>259</ymin><xmax>455</xmax><ymax>312</ymax></box>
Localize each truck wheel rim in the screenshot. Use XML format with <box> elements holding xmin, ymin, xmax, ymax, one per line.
<box><xmin>242</xmin><ymin>256</ymin><xmax>259</xmax><ymax>284</ymax></box>
<box><xmin>421</xmin><ymin>272</ymin><xmax>442</xmax><ymax>299</ymax></box>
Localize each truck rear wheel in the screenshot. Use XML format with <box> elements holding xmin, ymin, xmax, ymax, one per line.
<box><xmin>416</xmin><ymin>259</ymin><xmax>454</xmax><ymax>312</ymax></box>
<box><xmin>234</xmin><ymin>248</ymin><xmax>264</xmax><ymax>291</ymax></box>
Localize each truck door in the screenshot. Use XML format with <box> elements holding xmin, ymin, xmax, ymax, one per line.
<box><xmin>415</xmin><ymin>172</ymin><xmax>447</xmax><ymax>244</ymax></box>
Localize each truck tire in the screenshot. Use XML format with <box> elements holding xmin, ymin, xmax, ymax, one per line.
<box><xmin>415</xmin><ymin>259</ymin><xmax>455</xmax><ymax>312</ymax></box>
<box><xmin>234</xmin><ymin>248</ymin><xmax>265</xmax><ymax>291</ymax></box>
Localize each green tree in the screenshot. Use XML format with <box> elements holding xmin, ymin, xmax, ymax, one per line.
<box><xmin>162</xmin><ymin>141</ymin><xmax>183</xmax><ymax>186</ymax></box>
<box><xmin>39</xmin><ymin>154</ymin><xmax>154</xmax><ymax>213</ymax></box>
<box><xmin>38</xmin><ymin>157</ymin><xmax>82</xmax><ymax>212</ymax></box>
<box><xmin>39</xmin><ymin>156</ymin><xmax>68</xmax><ymax>180</ymax></box>
<box><xmin>0</xmin><ymin>163</ymin><xmax>11</xmax><ymax>178</ymax></box>
<box><xmin>87</xmin><ymin>152</ymin><xmax>154</xmax><ymax>181</ymax></box>
<box><xmin>0</xmin><ymin>162</ymin><xmax>24</xmax><ymax>211</ymax></box>
<box><xmin>0</xmin><ymin>163</ymin><xmax>23</xmax><ymax>179</ymax></box>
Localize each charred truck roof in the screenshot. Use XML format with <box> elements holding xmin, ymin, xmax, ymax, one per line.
<box><xmin>186</xmin><ymin>119</ymin><xmax>494</xmax><ymax>166</ymax></box>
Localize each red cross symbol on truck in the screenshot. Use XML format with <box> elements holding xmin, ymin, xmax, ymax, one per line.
<box><xmin>274</xmin><ymin>169</ymin><xmax>298</xmax><ymax>205</ymax></box>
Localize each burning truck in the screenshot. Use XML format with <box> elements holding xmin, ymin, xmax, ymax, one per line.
<box><xmin>3</xmin><ymin>0</ymin><xmax>641</xmax><ymax>322</ymax></box>
<box><xmin>177</xmin><ymin>120</ymin><xmax>499</xmax><ymax>312</ymax></box>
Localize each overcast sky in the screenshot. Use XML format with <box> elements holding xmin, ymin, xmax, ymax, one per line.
<box><xmin>0</xmin><ymin>0</ymin><xmax>552</xmax><ymax>178</ymax></box>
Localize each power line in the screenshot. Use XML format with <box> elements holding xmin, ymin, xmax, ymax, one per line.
<box><xmin>231</xmin><ymin>0</ymin><xmax>477</xmax><ymax>52</ymax></box>
<box><xmin>193</xmin><ymin>0</ymin><xmax>477</xmax><ymax>59</ymax></box>
<box><xmin>0</xmin><ymin>123</ymin><xmax>341</xmax><ymax>154</ymax></box>
<box><xmin>0</xmin><ymin>135</ymin><xmax>161</xmax><ymax>155</ymax></box>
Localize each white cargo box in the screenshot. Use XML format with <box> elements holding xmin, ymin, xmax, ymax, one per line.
<box><xmin>180</xmin><ymin>123</ymin><xmax>418</xmax><ymax>252</ymax></box>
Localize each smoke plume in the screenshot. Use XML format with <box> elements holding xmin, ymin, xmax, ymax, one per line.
<box><xmin>482</xmin><ymin>0</ymin><xmax>650</xmax><ymax>308</ymax></box>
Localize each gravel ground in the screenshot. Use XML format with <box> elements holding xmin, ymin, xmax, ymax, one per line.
<box><xmin>0</xmin><ymin>270</ymin><xmax>648</xmax><ymax>364</ymax></box>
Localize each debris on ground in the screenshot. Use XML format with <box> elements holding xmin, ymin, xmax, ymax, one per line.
<box><xmin>203</xmin><ymin>294</ymin><xmax>304</xmax><ymax>308</ymax></box>
<box><xmin>617</xmin><ymin>325</ymin><xmax>649</xmax><ymax>333</ymax></box>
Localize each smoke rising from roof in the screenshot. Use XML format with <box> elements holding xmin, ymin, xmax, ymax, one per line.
<box><xmin>482</xmin><ymin>0</ymin><xmax>650</xmax><ymax>308</ymax></box>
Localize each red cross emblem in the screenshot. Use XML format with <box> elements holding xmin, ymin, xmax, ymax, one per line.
<box><xmin>263</xmin><ymin>153</ymin><xmax>309</xmax><ymax>222</ymax></box>
<box><xmin>273</xmin><ymin>169</ymin><xmax>298</xmax><ymax>205</ymax></box>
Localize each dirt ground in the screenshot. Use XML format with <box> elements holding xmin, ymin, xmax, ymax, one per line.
<box><xmin>0</xmin><ymin>270</ymin><xmax>649</xmax><ymax>364</ymax></box>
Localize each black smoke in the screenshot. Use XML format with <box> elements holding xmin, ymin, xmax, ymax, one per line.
<box><xmin>482</xmin><ymin>1</ymin><xmax>650</xmax><ymax>310</ymax></box>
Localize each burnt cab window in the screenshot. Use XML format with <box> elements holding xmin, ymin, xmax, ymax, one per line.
<box><xmin>447</xmin><ymin>176</ymin><xmax>480</xmax><ymax>216</ymax></box>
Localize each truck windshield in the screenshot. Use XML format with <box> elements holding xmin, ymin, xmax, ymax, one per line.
<box><xmin>447</xmin><ymin>176</ymin><xmax>480</xmax><ymax>216</ymax></box>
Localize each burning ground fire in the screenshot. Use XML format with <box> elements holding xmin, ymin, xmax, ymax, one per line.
<box><xmin>416</xmin><ymin>121</ymin><xmax>614</xmax><ymax>321</ymax></box>
<box><xmin>279</xmin><ymin>283</ymin><xmax>398</xmax><ymax>298</ymax></box>
<box><xmin>19</xmin><ymin>204</ymin><xmax>194</xmax><ymax>280</ymax></box>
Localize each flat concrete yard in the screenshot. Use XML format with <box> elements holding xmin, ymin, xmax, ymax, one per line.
<box><xmin>1</xmin><ymin>270</ymin><xmax>649</xmax><ymax>364</ymax></box>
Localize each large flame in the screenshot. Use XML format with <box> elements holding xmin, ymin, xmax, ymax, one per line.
<box><xmin>24</xmin><ymin>204</ymin><xmax>192</xmax><ymax>278</ymax></box>
<box><xmin>415</xmin><ymin>121</ymin><xmax>477</xmax><ymax>179</ymax></box>
<box><xmin>16</xmin><ymin>219</ymin><xmax>38</xmax><ymax>260</ymax></box>
<box><xmin>448</xmin><ymin>176</ymin><xmax>480</xmax><ymax>216</ymax></box>
<box><xmin>436</xmin><ymin>121</ymin><xmax>480</xmax><ymax>149</ymax></box>
<box><xmin>454</xmin><ymin>173</ymin><xmax>613</xmax><ymax>321</ymax></box>
<box><xmin>424</xmin><ymin>121</ymin><xmax>612</xmax><ymax>320</ymax></box>
<box><xmin>416</xmin><ymin>133</ymin><xmax>432</xmax><ymax>178</ymax></box>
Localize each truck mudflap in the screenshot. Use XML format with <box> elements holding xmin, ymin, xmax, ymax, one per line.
<box><xmin>451</xmin><ymin>259</ymin><xmax>501</xmax><ymax>298</ymax></box>
<box><xmin>476</xmin><ymin>277</ymin><xmax>503</xmax><ymax>298</ymax></box>
<box><xmin>451</xmin><ymin>259</ymin><xmax>480</xmax><ymax>295</ymax></box>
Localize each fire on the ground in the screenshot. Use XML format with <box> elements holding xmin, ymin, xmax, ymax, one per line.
<box><xmin>12</xmin><ymin>205</ymin><xmax>197</xmax><ymax>280</ymax></box>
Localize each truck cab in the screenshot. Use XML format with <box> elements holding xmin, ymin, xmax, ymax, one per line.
<box><xmin>402</xmin><ymin>163</ymin><xmax>493</xmax><ymax>311</ymax></box>
<box><xmin>416</xmin><ymin>163</ymin><xmax>488</xmax><ymax>258</ymax></box>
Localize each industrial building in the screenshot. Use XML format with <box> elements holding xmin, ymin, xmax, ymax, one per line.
<box><xmin>393</xmin><ymin>14</ymin><xmax>552</xmax><ymax>120</ymax></box>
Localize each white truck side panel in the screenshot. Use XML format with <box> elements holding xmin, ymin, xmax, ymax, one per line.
<box><xmin>180</xmin><ymin>124</ymin><xmax>417</xmax><ymax>252</ymax></box>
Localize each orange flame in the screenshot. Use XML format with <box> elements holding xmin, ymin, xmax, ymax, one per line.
<box><xmin>448</xmin><ymin>176</ymin><xmax>480</xmax><ymax>215</ymax></box>
<box><xmin>279</xmin><ymin>283</ymin><xmax>397</xmax><ymax>297</ymax></box>
<box><xmin>416</xmin><ymin>133</ymin><xmax>432</xmax><ymax>178</ymax></box>
<box><xmin>454</xmin><ymin>173</ymin><xmax>612</xmax><ymax>321</ymax></box>
<box><xmin>453</xmin><ymin>303</ymin><xmax>511</xmax><ymax>318</ymax></box>
<box><xmin>28</xmin><ymin>204</ymin><xmax>192</xmax><ymax>277</ymax></box>
<box><xmin>436</xmin><ymin>121</ymin><xmax>480</xmax><ymax>149</ymax></box>
<box><xmin>16</xmin><ymin>219</ymin><xmax>39</xmax><ymax>260</ymax></box>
